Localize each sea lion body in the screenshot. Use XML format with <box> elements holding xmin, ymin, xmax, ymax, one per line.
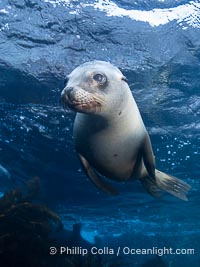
<box><xmin>73</xmin><ymin>97</ymin><xmax>146</xmax><ymax>181</ymax></box>
<box><xmin>61</xmin><ymin>61</ymin><xmax>190</xmax><ymax>200</ymax></box>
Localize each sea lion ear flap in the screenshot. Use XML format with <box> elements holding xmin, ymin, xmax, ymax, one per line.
<box><xmin>64</xmin><ymin>75</ymin><xmax>70</xmax><ymax>86</ymax></box>
<box><xmin>121</xmin><ymin>76</ymin><xmax>128</xmax><ymax>83</ymax></box>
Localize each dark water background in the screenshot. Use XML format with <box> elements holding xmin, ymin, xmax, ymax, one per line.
<box><xmin>0</xmin><ymin>0</ymin><xmax>200</xmax><ymax>266</ymax></box>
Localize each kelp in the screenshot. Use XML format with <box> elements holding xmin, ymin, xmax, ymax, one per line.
<box><xmin>0</xmin><ymin>177</ymin><xmax>112</xmax><ymax>267</ymax></box>
<box><xmin>0</xmin><ymin>177</ymin><xmax>63</xmax><ymax>267</ymax></box>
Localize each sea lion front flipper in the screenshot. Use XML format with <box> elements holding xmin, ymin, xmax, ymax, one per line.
<box><xmin>78</xmin><ymin>153</ymin><xmax>119</xmax><ymax>196</ymax></box>
<box><xmin>141</xmin><ymin>134</ymin><xmax>156</xmax><ymax>179</ymax></box>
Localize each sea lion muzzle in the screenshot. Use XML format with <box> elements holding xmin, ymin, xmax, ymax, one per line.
<box><xmin>61</xmin><ymin>86</ymin><xmax>102</xmax><ymax>113</ymax></box>
<box><xmin>61</xmin><ymin>87</ymin><xmax>75</xmax><ymax>106</ymax></box>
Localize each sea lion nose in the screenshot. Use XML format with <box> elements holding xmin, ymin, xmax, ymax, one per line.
<box><xmin>66</xmin><ymin>87</ymin><xmax>76</xmax><ymax>102</ymax></box>
<box><xmin>61</xmin><ymin>87</ymin><xmax>76</xmax><ymax>106</ymax></box>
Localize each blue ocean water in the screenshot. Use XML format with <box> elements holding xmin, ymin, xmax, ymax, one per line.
<box><xmin>0</xmin><ymin>1</ymin><xmax>200</xmax><ymax>266</ymax></box>
<box><xmin>0</xmin><ymin>68</ymin><xmax>199</xmax><ymax>266</ymax></box>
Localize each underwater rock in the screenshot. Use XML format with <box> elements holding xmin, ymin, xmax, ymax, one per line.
<box><xmin>68</xmin><ymin>223</ymin><xmax>92</xmax><ymax>247</ymax></box>
<box><xmin>141</xmin><ymin>255</ymin><xmax>168</xmax><ymax>267</ymax></box>
<box><xmin>52</xmin><ymin>223</ymin><xmax>93</xmax><ymax>249</ymax></box>
<box><xmin>0</xmin><ymin>164</ymin><xmax>12</xmax><ymax>195</ymax></box>
<box><xmin>0</xmin><ymin>164</ymin><xmax>10</xmax><ymax>179</ymax></box>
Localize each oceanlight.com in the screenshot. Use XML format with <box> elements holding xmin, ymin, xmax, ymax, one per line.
<box><xmin>50</xmin><ymin>246</ymin><xmax>195</xmax><ymax>256</ymax></box>
<box><xmin>122</xmin><ymin>246</ymin><xmax>195</xmax><ymax>256</ymax></box>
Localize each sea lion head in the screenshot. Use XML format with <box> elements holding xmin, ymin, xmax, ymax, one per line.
<box><xmin>61</xmin><ymin>61</ymin><xmax>129</xmax><ymax>115</ymax></box>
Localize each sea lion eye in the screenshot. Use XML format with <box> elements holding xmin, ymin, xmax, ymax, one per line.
<box><xmin>93</xmin><ymin>73</ymin><xmax>107</xmax><ymax>84</ymax></box>
<box><xmin>121</xmin><ymin>76</ymin><xmax>128</xmax><ymax>83</ymax></box>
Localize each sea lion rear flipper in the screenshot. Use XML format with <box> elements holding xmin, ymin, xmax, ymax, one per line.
<box><xmin>141</xmin><ymin>176</ymin><xmax>163</xmax><ymax>198</ymax></box>
<box><xmin>155</xmin><ymin>170</ymin><xmax>191</xmax><ymax>201</ymax></box>
<box><xmin>78</xmin><ymin>154</ymin><xmax>119</xmax><ymax>196</ymax></box>
<box><xmin>141</xmin><ymin>135</ymin><xmax>191</xmax><ymax>201</ymax></box>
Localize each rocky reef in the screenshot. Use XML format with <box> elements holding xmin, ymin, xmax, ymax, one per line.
<box><xmin>0</xmin><ymin>177</ymin><xmax>105</xmax><ymax>267</ymax></box>
<box><xmin>0</xmin><ymin>0</ymin><xmax>200</xmax><ymax>105</ymax></box>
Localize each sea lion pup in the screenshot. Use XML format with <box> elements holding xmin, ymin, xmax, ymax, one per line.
<box><xmin>61</xmin><ymin>61</ymin><xmax>191</xmax><ymax>201</ymax></box>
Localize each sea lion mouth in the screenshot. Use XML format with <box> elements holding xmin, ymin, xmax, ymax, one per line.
<box><xmin>61</xmin><ymin>88</ymin><xmax>105</xmax><ymax>113</ymax></box>
<box><xmin>72</xmin><ymin>100</ymin><xmax>102</xmax><ymax>113</ymax></box>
